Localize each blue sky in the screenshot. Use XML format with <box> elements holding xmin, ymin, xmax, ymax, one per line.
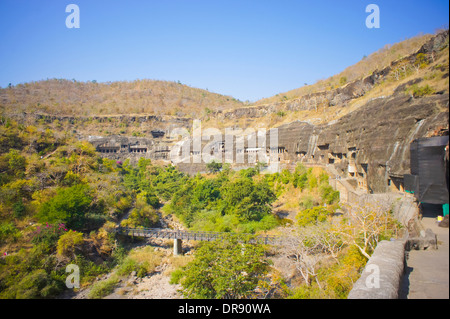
<box><xmin>0</xmin><ymin>0</ymin><xmax>448</xmax><ymax>102</ymax></box>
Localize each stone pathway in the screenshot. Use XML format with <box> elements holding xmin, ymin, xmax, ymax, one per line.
<box><xmin>400</xmin><ymin>215</ymin><xmax>449</xmax><ymax>299</ymax></box>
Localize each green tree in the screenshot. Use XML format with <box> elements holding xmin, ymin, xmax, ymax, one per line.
<box><xmin>320</xmin><ymin>184</ymin><xmax>340</xmax><ymax>205</ymax></box>
<box><xmin>174</xmin><ymin>234</ymin><xmax>270</xmax><ymax>299</ymax></box>
<box><xmin>37</xmin><ymin>184</ymin><xmax>93</xmax><ymax>230</ymax></box>
<box><xmin>206</xmin><ymin>160</ymin><xmax>222</xmax><ymax>174</ymax></box>
<box><xmin>280</xmin><ymin>169</ymin><xmax>291</xmax><ymax>184</ymax></box>
<box><xmin>292</xmin><ymin>163</ymin><xmax>308</xmax><ymax>190</ymax></box>
<box><xmin>221</xmin><ymin>178</ymin><xmax>275</xmax><ymax>221</ymax></box>
<box><xmin>296</xmin><ymin>206</ymin><xmax>330</xmax><ymax>227</ymax></box>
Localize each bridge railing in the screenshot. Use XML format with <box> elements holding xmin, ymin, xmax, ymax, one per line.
<box><xmin>115</xmin><ymin>227</ymin><xmax>279</xmax><ymax>245</ymax></box>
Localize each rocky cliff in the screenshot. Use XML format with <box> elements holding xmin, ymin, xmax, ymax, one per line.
<box><xmin>275</xmin><ymin>91</ymin><xmax>448</xmax><ymax>193</ymax></box>
<box><xmin>4</xmin><ymin>31</ymin><xmax>448</xmax><ymax>195</ymax></box>
<box><xmin>201</xmin><ymin>31</ymin><xmax>449</xmax><ymax>193</ymax></box>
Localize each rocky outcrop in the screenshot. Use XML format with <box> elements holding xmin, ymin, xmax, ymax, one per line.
<box><xmin>215</xmin><ymin>30</ymin><xmax>449</xmax><ymax>121</ymax></box>
<box><xmin>269</xmin><ymin>91</ymin><xmax>448</xmax><ymax>193</ymax></box>
<box><xmin>13</xmin><ymin>31</ymin><xmax>446</xmax><ymax>195</ymax></box>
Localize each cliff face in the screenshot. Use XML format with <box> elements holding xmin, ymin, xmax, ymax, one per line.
<box><xmin>215</xmin><ymin>30</ymin><xmax>449</xmax><ymax>121</ymax></box>
<box><xmin>199</xmin><ymin>31</ymin><xmax>449</xmax><ymax>193</ymax></box>
<box><xmin>276</xmin><ymin>92</ymin><xmax>448</xmax><ymax>193</ymax></box>
<box><xmin>6</xmin><ymin>31</ymin><xmax>448</xmax><ymax>195</ymax></box>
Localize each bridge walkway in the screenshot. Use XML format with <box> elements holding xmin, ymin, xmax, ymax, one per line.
<box><xmin>115</xmin><ymin>227</ymin><xmax>279</xmax><ymax>255</ymax></box>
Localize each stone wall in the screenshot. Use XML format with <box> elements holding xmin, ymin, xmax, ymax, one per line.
<box><xmin>347</xmin><ymin>240</ymin><xmax>406</xmax><ymax>299</ymax></box>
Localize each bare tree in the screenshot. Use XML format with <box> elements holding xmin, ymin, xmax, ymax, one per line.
<box><xmin>336</xmin><ymin>202</ymin><xmax>397</xmax><ymax>259</ymax></box>
<box><xmin>312</xmin><ymin>223</ymin><xmax>345</xmax><ymax>263</ymax></box>
<box><xmin>277</xmin><ymin>226</ymin><xmax>327</xmax><ymax>288</ymax></box>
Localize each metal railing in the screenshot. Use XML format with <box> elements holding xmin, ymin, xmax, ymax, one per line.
<box><xmin>115</xmin><ymin>227</ymin><xmax>279</xmax><ymax>245</ymax></box>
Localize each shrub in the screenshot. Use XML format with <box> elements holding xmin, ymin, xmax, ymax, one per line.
<box><xmin>31</xmin><ymin>223</ymin><xmax>68</xmax><ymax>247</ymax></box>
<box><xmin>114</xmin><ymin>195</ymin><xmax>132</xmax><ymax>217</ymax></box>
<box><xmin>169</xmin><ymin>268</ymin><xmax>184</xmax><ymax>285</ymax></box>
<box><xmin>237</xmin><ymin>214</ymin><xmax>279</xmax><ymax>234</ymax></box>
<box><xmin>292</xmin><ymin>171</ymin><xmax>308</xmax><ymax>190</ymax></box>
<box><xmin>0</xmin><ymin>222</ymin><xmax>21</xmax><ymax>244</ymax></box>
<box><xmin>296</xmin><ymin>206</ymin><xmax>330</xmax><ymax>227</ymax></box>
<box><xmin>56</xmin><ymin>231</ymin><xmax>84</xmax><ymax>259</ymax></box>
<box><xmin>280</xmin><ymin>169</ymin><xmax>291</xmax><ymax>184</ymax></box>
<box><xmin>177</xmin><ymin>234</ymin><xmax>269</xmax><ymax>299</ymax></box>
<box><xmin>120</xmin><ymin>205</ymin><xmax>159</xmax><ymax>228</ymax></box>
<box><xmin>308</xmin><ymin>174</ymin><xmax>318</xmax><ymax>190</ymax></box>
<box><xmin>5</xmin><ymin>149</ymin><xmax>27</xmax><ymax>178</ymax></box>
<box><xmin>206</xmin><ymin>160</ymin><xmax>222</xmax><ymax>174</ymax></box>
<box><xmin>298</xmin><ymin>195</ymin><xmax>316</xmax><ymax>210</ymax></box>
<box><xmin>117</xmin><ymin>246</ymin><xmax>163</xmax><ymax>278</ymax></box>
<box><xmin>88</xmin><ymin>275</ymin><xmax>119</xmax><ymax>299</ymax></box>
<box><xmin>320</xmin><ymin>184</ymin><xmax>340</xmax><ymax>205</ymax></box>
<box><xmin>288</xmin><ymin>283</ymin><xmax>327</xmax><ymax>299</ymax></box>
<box><xmin>7</xmin><ymin>269</ymin><xmax>62</xmax><ymax>299</ymax></box>
<box><xmin>317</xmin><ymin>246</ymin><xmax>368</xmax><ymax>298</ymax></box>
<box><xmin>406</xmin><ymin>84</ymin><xmax>435</xmax><ymax>98</ymax></box>
<box><xmin>239</xmin><ymin>167</ymin><xmax>258</xmax><ymax>178</ymax></box>
<box><xmin>12</xmin><ymin>198</ymin><xmax>26</xmax><ymax>218</ymax></box>
<box><xmin>414</xmin><ymin>53</ymin><xmax>429</xmax><ymax>69</ymax></box>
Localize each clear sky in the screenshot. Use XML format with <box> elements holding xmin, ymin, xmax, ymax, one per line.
<box><xmin>0</xmin><ymin>0</ymin><xmax>448</xmax><ymax>102</ymax></box>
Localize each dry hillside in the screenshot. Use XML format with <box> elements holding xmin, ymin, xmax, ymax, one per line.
<box><xmin>0</xmin><ymin>79</ymin><xmax>244</xmax><ymax>118</ymax></box>
<box><xmin>256</xmin><ymin>32</ymin><xmax>435</xmax><ymax>104</ymax></box>
<box><xmin>201</xmin><ymin>30</ymin><xmax>449</xmax><ymax>131</ymax></box>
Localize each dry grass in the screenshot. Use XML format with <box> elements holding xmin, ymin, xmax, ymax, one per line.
<box><xmin>0</xmin><ymin>79</ymin><xmax>244</xmax><ymax>117</ymax></box>
<box><xmin>1</xmin><ymin>31</ymin><xmax>446</xmax><ymax>135</ymax></box>
<box><xmin>272</xmin><ymin>166</ymin><xmax>329</xmax><ymax>221</ymax></box>
<box><xmin>127</xmin><ymin>246</ymin><xmax>165</xmax><ymax>273</ymax></box>
<box><xmin>163</xmin><ymin>255</ymin><xmax>194</xmax><ymax>276</ymax></box>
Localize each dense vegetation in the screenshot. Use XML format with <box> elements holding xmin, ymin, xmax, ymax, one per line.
<box><xmin>0</xmin><ymin>113</ymin><xmax>403</xmax><ymax>299</ymax></box>
<box><xmin>171</xmin><ymin>233</ymin><xmax>270</xmax><ymax>299</ymax></box>
<box><xmin>0</xmin><ymin>118</ymin><xmax>185</xmax><ymax>298</ymax></box>
<box><xmin>0</xmin><ymin>118</ymin><xmax>126</xmax><ymax>298</ymax></box>
<box><xmin>168</xmin><ymin>163</ymin><xmax>396</xmax><ymax>299</ymax></box>
<box><xmin>2</xmin><ymin>31</ymin><xmax>444</xmax><ymax>300</ymax></box>
<box><xmin>0</xmin><ymin>114</ymin><xmax>343</xmax><ymax>298</ymax></box>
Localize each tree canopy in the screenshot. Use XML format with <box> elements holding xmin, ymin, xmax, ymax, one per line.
<box><xmin>172</xmin><ymin>234</ymin><xmax>270</xmax><ymax>299</ymax></box>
